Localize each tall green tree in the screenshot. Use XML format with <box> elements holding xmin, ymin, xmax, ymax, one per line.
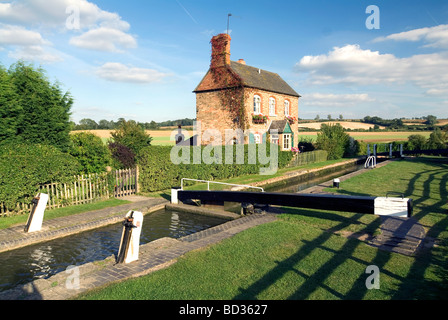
<box><xmin>0</xmin><ymin>65</ymin><xmax>21</xmax><ymax>143</ymax></box>
<box><xmin>7</xmin><ymin>61</ymin><xmax>73</xmax><ymax>151</ymax></box>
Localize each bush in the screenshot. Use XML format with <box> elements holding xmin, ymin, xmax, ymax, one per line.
<box><xmin>69</xmin><ymin>132</ymin><xmax>112</xmax><ymax>174</ymax></box>
<box><xmin>109</xmin><ymin>143</ymin><xmax>136</xmax><ymax>169</ymax></box>
<box><xmin>0</xmin><ymin>143</ymin><xmax>81</xmax><ymax>209</ymax></box>
<box><xmin>405</xmin><ymin>134</ymin><xmax>427</xmax><ymax>151</ymax></box>
<box><xmin>137</xmin><ymin>144</ymin><xmax>294</xmax><ymax>192</ymax></box>
<box><xmin>315</xmin><ymin>124</ymin><xmax>350</xmax><ymax>160</ymax></box>
<box><xmin>110</xmin><ymin>120</ymin><xmax>153</xmax><ymax>156</ymax></box>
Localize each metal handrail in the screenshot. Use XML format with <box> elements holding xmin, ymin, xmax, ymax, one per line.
<box><xmin>364</xmin><ymin>156</ymin><xmax>377</xmax><ymax>169</ymax></box>
<box><xmin>180</xmin><ymin>178</ymin><xmax>264</xmax><ymax>192</ymax></box>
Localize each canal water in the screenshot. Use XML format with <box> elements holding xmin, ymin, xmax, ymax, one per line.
<box><xmin>0</xmin><ymin>159</ymin><xmax>367</xmax><ymax>293</ymax></box>
<box><xmin>0</xmin><ymin>209</ymin><xmax>226</xmax><ymax>292</ymax></box>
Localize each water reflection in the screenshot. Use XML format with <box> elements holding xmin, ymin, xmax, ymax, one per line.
<box><xmin>0</xmin><ymin>209</ymin><xmax>225</xmax><ymax>292</ymax></box>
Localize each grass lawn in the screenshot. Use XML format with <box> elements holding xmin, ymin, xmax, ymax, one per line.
<box><xmin>78</xmin><ymin>156</ymin><xmax>448</xmax><ymax>300</ymax></box>
<box><xmin>0</xmin><ymin>198</ymin><xmax>131</xmax><ymax>230</ymax></box>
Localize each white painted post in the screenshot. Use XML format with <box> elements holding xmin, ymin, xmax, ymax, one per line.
<box><xmin>171</xmin><ymin>187</ymin><xmax>180</xmax><ymax>204</ymax></box>
<box><xmin>374</xmin><ymin>197</ymin><xmax>410</xmax><ymax>217</ymax></box>
<box><xmin>117</xmin><ymin>211</ymin><xmax>144</xmax><ymax>264</ymax></box>
<box><xmin>24</xmin><ymin>193</ymin><xmax>49</xmax><ymax>233</ymax></box>
<box><xmin>124</xmin><ymin>211</ymin><xmax>143</xmax><ymax>264</ymax></box>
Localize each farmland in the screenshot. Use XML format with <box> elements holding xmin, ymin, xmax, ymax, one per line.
<box><xmin>71</xmin><ymin>129</ymin><xmax>188</xmax><ymax>146</ymax></box>
<box><xmin>72</xmin><ymin>128</ymin><xmax>433</xmax><ymax>145</ymax></box>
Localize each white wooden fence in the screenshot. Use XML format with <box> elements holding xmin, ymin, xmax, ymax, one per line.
<box><xmin>0</xmin><ymin>168</ymin><xmax>138</xmax><ymax>217</ymax></box>
<box><xmin>114</xmin><ymin>167</ymin><xmax>138</xmax><ymax>198</ymax></box>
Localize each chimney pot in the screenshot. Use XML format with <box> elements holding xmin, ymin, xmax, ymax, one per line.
<box><xmin>238</xmin><ymin>59</ymin><xmax>246</xmax><ymax>65</ymax></box>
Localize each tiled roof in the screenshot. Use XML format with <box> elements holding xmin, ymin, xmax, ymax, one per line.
<box><xmin>230</xmin><ymin>61</ymin><xmax>300</xmax><ymax>97</ymax></box>
<box><xmin>268</xmin><ymin>119</ymin><xmax>290</xmax><ymax>134</ymax></box>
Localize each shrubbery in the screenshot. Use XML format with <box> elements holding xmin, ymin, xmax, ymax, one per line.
<box><xmin>0</xmin><ymin>143</ymin><xmax>81</xmax><ymax>209</ymax></box>
<box><xmin>137</xmin><ymin>144</ymin><xmax>294</xmax><ymax>192</ymax></box>
<box><xmin>315</xmin><ymin>124</ymin><xmax>350</xmax><ymax>160</ymax></box>
<box><xmin>69</xmin><ymin>132</ymin><xmax>112</xmax><ymax>174</ymax></box>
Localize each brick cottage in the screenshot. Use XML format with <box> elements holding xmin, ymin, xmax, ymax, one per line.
<box><xmin>193</xmin><ymin>33</ymin><xmax>301</xmax><ymax>150</ymax></box>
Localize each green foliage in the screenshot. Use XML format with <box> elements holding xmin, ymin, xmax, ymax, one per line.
<box><xmin>5</xmin><ymin>61</ymin><xmax>73</xmax><ymax>151</ymax></box>
<box><xmin>425</xmin><ymin>115</ymin><xmax>438</xmax><ymax>126</ymax></box>
<box><xmin>110</xmin><ymin>120</ymin><xmax>153</xmax><ymax>156</ymax></box>
<box><xmin>426</xmin><ymin>128</ymin><xmax>447</xmax><ymax>149</ymax></box>
<box><xmin>0</xmin><ymin>66</ymin><xmax>21</xmax><ymax>143</ymax></box>
<box><xmin>315</xmin><ymin>124</ymin><xmax>350</xmax><ymax>160</ymax></box>
<box><xmin>108</xmin><ymin>143</ymin><xmax>136</xmax><ymax>169</ymax></box>
<box><xmin>69</xmin><ymin>132</ymin><xmax>112</xmax><ymax>174</ymax></box>
<box><xmin>137</xmin><ymin>144</ymin><xmax>294</xmax><ymax>192</ymax></box>
<box><xmin>405</xmin><ymin>134</ymin><xmax>428</xmax><ymax>151</ymax></box>
<box><xmin>0</xmin><ymin>143</ymin><xmax>81</xmax><ymax>209</ymax></box>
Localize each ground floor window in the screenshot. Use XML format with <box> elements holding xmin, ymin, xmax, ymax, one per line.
<box><xmin>283</xmin><ymin>134</ymin><xmax>291</xmax><ymax>150</ymax></box>
<box><xmin>254</xmin><ymin>134</ymin><xmax>261</xmax><ymax>144</ymax></box>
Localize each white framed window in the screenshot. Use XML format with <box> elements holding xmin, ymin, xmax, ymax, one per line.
<box><xmin>284</xmin><ymin>100</ymin><xmax>290</xmax><ymax>116</ymax></box>
<box><xmin>269</xmin><ymin>97</ymin><xmax>276</xmax><ymax>116</ymax></box>
<box><xmin>283</xmin><ymin>134</ymin><xmax>291</xmax><ymax>150</ymax></box>
<box><xmin>254</xmin><ymin>134</ymin><xmax>261</xmax><ymax>144</ymax></box>
<box><xmin>253</xmin><ymin>95</ymin><xmax>261</xmax><ymax>114</ymax></box>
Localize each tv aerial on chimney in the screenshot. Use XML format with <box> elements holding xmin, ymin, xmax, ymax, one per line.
<box><xmin>227</xmin><ymin>13</ymin><xmax>232</xmax><ymax>35</ymax></box>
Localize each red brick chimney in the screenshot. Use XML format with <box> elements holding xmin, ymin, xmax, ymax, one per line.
<box><xmin>210</xmin><ymin>33</ymin><xmax>231</xmax><ymax>69</ymax></box>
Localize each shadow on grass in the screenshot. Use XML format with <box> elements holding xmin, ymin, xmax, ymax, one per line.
<box><xmin>393</xmin><ymin>158</ymin><xmax>448</xmax><ymax>299</ymax></box>
<box><xmin>233</xmin><ymin>212</ymin><xmax>394</xmax><ymax>300</ymax></box>
<box><xmin>234</xmin><ymin>157</ymin><xmax>448</xmax><ymax>300</ymax></box>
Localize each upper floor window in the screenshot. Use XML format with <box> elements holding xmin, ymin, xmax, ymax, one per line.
<box><xmin>284</xmin><ymin>100</ymin><xmax>290</xmax><ymax>117</ymax></box>
<box><xmin>253</xmin><ymin>95</ymin><xmax>261</xmax><ymax>114</ymax></box>
<box><xmin>269</xmin><ymin>97</ymin><xmax>276</xmax><ymax>116</ymax></box>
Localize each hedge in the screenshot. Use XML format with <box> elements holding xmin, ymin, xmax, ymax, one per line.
<box><xmin>0</xmin><ymin>143</ymin><xmax>81</xmax><ymax>209</ymax></box>
<box><xmin>137</xmin><ymin>144</ymin><xmax>294</xmax><ymax>192</ymax></box>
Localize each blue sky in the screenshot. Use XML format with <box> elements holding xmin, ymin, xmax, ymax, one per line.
<box><xmin>1</xmin><ymin>0</ymin><xmax>447</xmax><ymax>123</ymax></box>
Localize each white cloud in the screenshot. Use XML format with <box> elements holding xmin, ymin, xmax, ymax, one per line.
<box><xmin>95</xmin><ymin>62</ymin><xmax>169</xmax><ymax>83</ymax></box>
<box><xmin>0</xmin><ymin>24</ymin><xmax>49</xmax><ymax>46</ymax></box>
<box><xmin>374</xmin><ymin>24</ymin><xmax>448</xmax><ymax>48</ymax></box>
<box><xmin>69</xmin><ymin>27</ymin><xmax>137</xmax><ymax>52</ymax></box>
<box><xmin>0</xmin><ymin>23</ymin><xmax>61</xmax><ymax>63</ymax></box>
<box><xmin>0</xmin><ymin>0</ymin><xmax>136</xmax><ymax>53</ymax></box>
<box><xmin>301</xmin><ymin>93</ymin><xmax>375</xmax><ymax>107</ymax></box>
<box><xmin>8</xmin><ymin>45</ymin><xmax>62</xmax><ymax>63</ymax></box>
<box><xmin>295</xmin><ymin>44</ymin><xmax>448</xmax><ymax>95</ymax></box>
<box><xmin>0</xmin><ymin>0</ymin><xmax>128</xmax><ymax>30</ymax></box>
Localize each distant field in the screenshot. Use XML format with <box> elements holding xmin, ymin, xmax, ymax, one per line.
<box><xmin>298</xmin><ymin>121</ymin><xmax>385</xmax><ymax>130</ymax></box>
<box><xmin>72</xmin><ymin>128</ymin><xmax>434</xmax><ymax>146</ymax></box>
<box><xmin>71</xmin><ymin>129</ymin><xmax>185</xmax><ymax>146</ymax></box>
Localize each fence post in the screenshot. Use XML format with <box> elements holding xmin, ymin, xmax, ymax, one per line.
<box><xmin>135</xmin><ymin>165</ymin><xmax>140</xmax><ymax>194</ymax></box>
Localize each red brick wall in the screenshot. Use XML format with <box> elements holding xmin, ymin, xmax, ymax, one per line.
<box><xmin>196</xmin><ymin>87</ymin><xmax>299</xmax><ymax>146</ymax></box>
<box><xmin>243</xmin><ymin>88</ymin><xmax>299</xmax><ymax>142</ymax></box>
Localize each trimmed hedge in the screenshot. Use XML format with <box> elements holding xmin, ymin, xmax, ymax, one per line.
<box><xmin>137</xmin><ymin>144</ymin><xmax>294</xmax><ymax>192</ymax></box>
<box><xmin>0</xmin><ymin>143</ymin><xmax>81</xmax><ymax>209</ymax></box>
